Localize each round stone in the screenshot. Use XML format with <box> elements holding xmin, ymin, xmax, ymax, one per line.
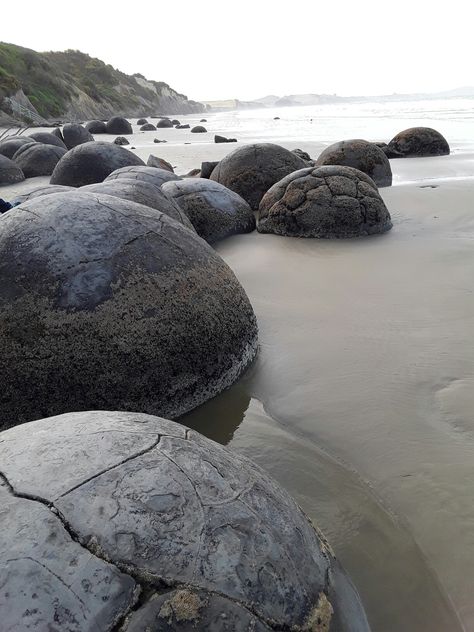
<box><xmin>387</xmin><ymin>127</ymin><xmax>450</xmax><ymax>157</ymax></box>
<box><xmin>105</xmin><ymin>165</ymin><xmax>179</xmax><ymax>188</ymax></box>
<box><xmin>106</xmin><ymin>116</ymin><xmax>133</xmax><ymax>135</ymax></box>
<box><xmin>85</xmin><ymin>120</ymin><xmax>107</xmax><ymax>134</ymax></box>
<box><xmin>0</xmin><ymin>410</ymin><xmax>370</xmax><ymax>632</ymax></box>
<box><xmin>12</xmin><ymin>184</ymin><xmax>75</xmax><ymax>206</ymax></box>
<box><xmin>62</xmin><ymin>123</ymin><xmax>94</xmax><ymax>149</ymax></box>
<box><xmin>315</xmin><ymin>139</ymin><xmax>392</xmax><ymax>187</ymax></box>
<box><xmin>0</xmin><ymin>154</ymin><xmax>25</xmax><ymax>185</ymax></box>
<box><xmin>0</xmin><ymin>191</ymin><xmax>257</xmax><ymax>425</ymax></box>
<box><xmin>162</xmin><ymin>178</ymin><xmax>256</xmax><ymax>243</ymax></box>
<box><xmin>140</xmin><ymin>123</ymin><xmax>157</xmax><ymax>131</ymax></box>
<box><xmin>50</xmin><ymin>141</ymin><xmax>145</xmax><ymax>187</ymax></box>
<box><xmin>137</xmin><ymin>118</ymin><xmax>148</xmax><ymax>125</ymax></box>
<box><xmin>13</xmin><ymin>143</ymin><xmax>67</xmax><ymax>177</ymax></box>
<box><xmin>156</xmin><ymin>118</ymin><xmax>173</xmax><ymax>128</ymax></box>
<box><xmin>258</xmin><ymin>165</ymin><xmax>392</xmax><ymax>238</ymax></box>
<box><xmin>191</xmin><ymin>125</ymin><xmax>207</xmax><ymax>133</ymax></box>
<box><xmin>28</xmin><ymin>131</ymin><xmax>67</xmax><ymax>149</ymax></box>
<box><xmin>0</xmin><ymin>136</ymin><xmax>37</xmax><ymax>159</ymax></box>
<box><xmin>210</xmin><ymin>143</ymin><xmax>307</xmax><ymax>210</ymax></box>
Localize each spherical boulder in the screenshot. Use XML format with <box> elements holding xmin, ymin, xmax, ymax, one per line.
<box><xmin>0</xmin><ymin>154</ymin><xmax>25</xmax><ymax>185</ymax></box>
<box><xmin>106</xmin><ymin>116</ymin><xmax>133</xmax><ymax>135</ymax></box>
<box><xmin>12</xmin><ymin>184</ymin><xmax>75</xmax><ymax>206</ymax></box>
<box><xmin>50</xmin><ymin>141</ymin><xmax>145</xmax><ymax>187</ymax></box>
<box><xmin>0</xmin><ymin>191</ymin><xmax>258</xmax><ymax>425</ymax></box>
<box><xmin>28</xmin><ymin>131</ymin><xmax>67</xmax><ymax>149</ymax></box>
<box><xmin>13</xmin><ymin>143</ymin><xmax>67</xmax><ymax>178</ymax></box>
<box><xmin>315</xmin><ymin>139</ymin><xmax>392</xmax><ymax>187</ymax></box>
<box><xmin>85</xmin><ymin>120</ymin><xmax>107</xmax><ymax>134</ymax></box>
<box><xmin>162</xmin><ymin>178</ymin><xmax>256</xmax><ymax>243</ymax></box>
<box><xmin>114</xmin><ymin>136</ymin><xmax>129</xmax><ymax>145</ymax></box>
<box><xmin>62</xmin><ymin>123</ymin><xmax>94</xmax><ymax>149</ymax></box>
<box><xmin>137</xmin><ymin>118</ymin><xmax>148</xmax><ymax>125</ymax></box>
<box><xmin>0</xmin><ymin>410</ymin><xmax>371</xmax><ymax>632</ymax></box>
<box><xmin>80</xmin><ymin>180</ymin><xmax>194</xmax><ymax>230</ymax></box>
<box><xmin>191</xmin><ymin>125</ymin><xmax>207</xmax><ymax>133</ymax></box>
<box><xmin>105</xmin><ymin>165</ymin><xmax>179</xmax><ymax>188</ymax></box>
<box><xmin>387</xmin><ymin>127</ymin><xmax>450</xmax><ymax>158</ymax></box>
<box><xmin>0</xmin><ymin>136</ymin><xmax>37</xmax><ymax>159</ymax></box>
<box><xmin>210</xmin><ymin>142</ymin><xmax>307</xmax><ymax>210</ymax></box>
<box><xmin>156</xmin><ymin>118</ymin><xmax>173</xmax><ymax>128</ymax></box>
<box><xmin>140</xmin><ymin>123</ymin><xmax>157</xmax><ymax>131</ymax></box>
<box><xmin>258</xmin><ymin>165</ymin><xmax>392</xmax><ymax>238</ymax></box>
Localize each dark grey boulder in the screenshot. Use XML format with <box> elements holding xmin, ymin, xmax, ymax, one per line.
<box><xmin>80</xmin><ymin>180</ymin><xmax>194</xmax><ymax>230</ymax></box>
<box><xmin>374</xmin><ymin>142</ymin><xmax>403</xmax><ymax>159</ymax></box>
<box><xmin>50</xmin><ymin>141</ymin><xmax>145</xmax><ymax>187</ymax></box>
<box><xmin>171</xmin><ymin>119</ymin><xmax>180</xmax><ymax>125</ymax></box>
<box><xmin>0</xmin><ymin>192</ymin><xmax>257</xmax><ymax>424</ymax></box>
<box><xmin>191</xmin><ymin>125</ymin><xmax>207</xmax><ymax>133</ymax></box>
<box><xmin>157</xmin><ymin>118</ymin><xmax>174</xmax><ymax>128</ymax></box>
<box><xmin>186</xmin><ymin>168</ymin><xmax>201</xmax><ymax>177</ymax></box>
<box><xmin>137</xmin><ymin>118</ymin><xmax>148</xmax><ymax>125</ymax></box>
<box><xmin>215</xmin><ymin>134</ymin><xmax>237</xmax><ymax>143</ymax></box>
<box><xmin>162</xmin><ymin>178</ymin><xmax>255</xmax><ymax>243</ymax></box>
<box><xmin>106</xmin><ymin>116</ymin><xmax>133</xmax><ymax>135</ymax></box>
<box><xmin>201</xmin><ymin>160</ymin><xmax>219</xmax><ymax>179</ymax></box>
<box><xmin>315</xmin><ymin>139</ymin><xmax>392</xmax><ymax>187</ymax></box>
<box><xmin>140</xmin><ymin>123</ymin><xmax>157</xmax><ymax>131</ymax></box>
<box><xmin>200</xmin><ymin>118</ymin><xmax>207</xmax><ymax>122</ymax></box>
<box><xmin>176</xmin><ymin>124</ymin><xmax>190</xmax><ymax>129</ymax></box>
<box><xmin>105</xmin><ymin>165</ymin><xmax>179</xmax><ymax>188</ymax></box>
<box><xmin>51</xmin><ymin>127</ymin><xmax>64</xmax><ymax>141</ymax></box>
<box><xmin>114</xmin><ymin>136</ymin><xmax>130</xmax><ymax>145</ymax></box>
<box><xmin>387</xmin><ymin>127</ymin><xmax>450</xmax><ymax>157</ymax></box>
<box><xmin>293</xmin><ymin>148</ymin><xmax>312</xmax><ymax>162</ymax></box>
<box><xmin>12</xmin><ymin>184</ymin><xmax>75</xmax><ymax>205</ymax></box>
<box><xmin>154</xmin><ymin>138</ymin><xmax>167</xmax><ymax>143</ymax></box>
<box><xmin>0</xmin><ymin>411</ymin><xmax>371</xmax><ymax>632</ymax></box>
<box><xmin>147</xmin><ymin>154</ymin><xmax>174</xmax><ymax>172</ymax></box>
<box><xmin>62</xmin><ymin>123</ymin><xmax>94</xmax><ymax>149</ymax></box>
<box><xmin>85</xmin><ymin>120</ymin><xmax>107</xmax><ymax>134</ymax></box>
<box><xmin>258</xmin><ymin>165</ymin><xmax>392</xmax><ymax>238</ymax></box>
<box><xmin>29</xmin><ymin>131</ymin><xmax>67</xmax><ymax>149</ymax></box>
<box><xmin>0</xmin><ymin>154</ymin><xmax>25</xmax><ymax>185</ymax></box>
<box><xmin>210</xmin><ymin>142</ymin><xmax>307</xmax><ymax>210</ymax></box>
<box><xmin>0</xmin><ymin>136</ymin><xmax>37</xmax><ymax>160</ymax></box>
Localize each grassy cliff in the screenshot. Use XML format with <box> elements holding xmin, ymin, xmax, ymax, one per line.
<box><xmin>0</xmin><ymin>42</ymin><xmax>204</xmax><ymax>120</ymax></box>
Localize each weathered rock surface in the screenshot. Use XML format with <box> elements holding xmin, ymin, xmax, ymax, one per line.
<box><xmin>293</xmin><ymin>148</ymin><xmax>312</xmax><ymax>162</ymax></box>
<box><xmin>62</xmin><ymin>123</ymin><xmax>94</xmax><ymax>149</ymax></box>
<box><xmin>85</xmin><ymin>119</ymin><xmax>107</xmax><ymax>134</ymax></box>
<box><xmin>191</xmin><ymin>125</ymin><xmax>207</xmax><ymax>133</ymax></box>
<box><xmin>315</xmin><ymin>139</ymin><xmax>392</xmax><ymax>187</ymax></box>
<box><xmin>162</xmin><ymin>178</ymin><xmax>255</xmax><ymax>243</ymax></box>
<box><xmin>147</xmin><ymin>154</ymin><xmax>174</xmax><ymax>172</ymax></box>
<box><xmin>157</xmin><ymin>118</ymin><xmax>174</xmax><ymax>128</ymax></box>
<box><xmin>114</xmin><ymin>136</ymin><xmax>129</xmax><ymax>145</ymax></box>
<box><xmin>0</xmin><ymin>192</ymin><xmax>257</xmax><ymax>424</ymax></box>
<box><xmin>105</xmin><ymin>165</ymin><xmax>179</xmax><ymax>188</ymax></box>
<box><xmin>0</xmin><ymin>154</ymin><xmax>25</xmax><ymax>185</ymax></box>
<box><xmin>140</xmin><ymin>123</ymin><xmax>157</xmax><ymax>131</ymax></box>
<box><xmin>106</xmin><ymin>116</ymin><xmax>133</xmax><ymax>135</ymax></box>
<box><xmin>81</xmin><ymin>180</ymin><xmax>194</xmax><ymax>229</ymax></box>
<box><xmin>50</xmin><ymin>141</ymin><xmax>145</xmax><ymax>186</ymax></box>
<box><xmin>29</xmin><ymin>131</ymin><xmax>67</xmax><ymax>149</ymax></box>
<box><xmin>201</xmin><ymin>161</ymin><xmax>219</xmax><ymax>179</ymax></box>
<box><xmin>387</xmin><ymin>127</ymin><xmax>450</xmax><ymax>157</ymax></box>
<box><xmin>0</xmin><ymin>410</ymin><xmax>371</xmax><ymax>632</ymax></box>
<box><xmin>0</xmin><ymin>136</ymin><xmax>37</xmax><ymax>159</ymax></box>
<box><xmin>258</xmin><ymin>165</ymin><xmax>392</xmax><ymax>238</ymax></box>
<box><xmin>13</xmin><ymin>143</ymin><xmax>67</xmax><ymax>177</ymax></box>
<box><xmin>12</xmin><ymin>184</ymin><xmax>75</xmax><ymax>205</ymax></box>
<box><xmin>210</xmin><ymin>142</ymin><xmax>307</xmax><ymax>210</ymax></box>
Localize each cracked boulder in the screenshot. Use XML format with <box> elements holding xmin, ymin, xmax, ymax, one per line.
<box><xmin>0</xmin><ymin>410</ymin><xmax>371</xmax><ymax>632</ymax></box>
<box><xmin>13</xmin><ymin>143</ymin><xmax>67</xmax><ymax>178</ymax></box>
<box><xmin>210</xmin><ymin>143</ymin><xmax>307</xmax><ymax>210</ymax></box>
<box><xmin>387</xmin><ymin>126</ymin><xmax>450</xmax><ymax>157</ymax></box>
<box><xmin>62</xmin><ymin>123</ymin><xmax>94</xmax><ymax>149</ymax></box>
<box><xmin>0</xmin><ymin>191</ymin><xmax>257</xmax><ymax>426</ymax></box>
<box><xmin>315</xmin><ymin>139</ymin><xmax>392</xmax><ymax>187</ymax></box>
<box><xmin>50</xmin><ymin>141</ymin><xmax>145</xmax><ymax>187</ymax></box>
<box><xmin>105</xmin><ymin>165</ymin><xmax>180</xmax><ymax>188</ymax></box>
<box><xmin>0</xmin><ymin>135</ymin><xmax>37</xmax><ymax>159</ymax></box>
<box><xmin>258</xmin><ymin>165</ymin><xmax>392</xmax><ymax>238</ymax></box>
<box><xmin>162</xmin><ymin>178</ymin><xmax>255</xmax><ymax>244</ymax></box>
<box><xmin>80</xmin><ymin>180</ymin><xmax>195</xmax><ymax>230</ymax></box>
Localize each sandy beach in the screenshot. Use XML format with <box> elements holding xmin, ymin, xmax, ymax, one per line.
<box><xmin>2</xmin><ymin>107</ymin><xmax>474</xmax><ymax>631</ymax></box>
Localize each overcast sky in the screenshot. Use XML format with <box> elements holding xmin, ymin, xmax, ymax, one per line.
<box><xmin>2</xmin><ymin>0</ymin><xmax>471</xmax><ymax>101</ymax></box>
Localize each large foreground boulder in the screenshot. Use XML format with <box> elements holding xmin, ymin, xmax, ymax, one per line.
<box><xmin>0</xmin><ymin>136</ymin><xmax>36</xmax><ymax>159</ymax></box>
<box><xmin>13</xmin><ymin>143</ymin><xmax>67</xmax><ymax>177</ymax></box>
<box><xmin>50</xmin><ymin>141</ymin><xmax>145</xmax><ymax>186</ymax></box>
<box><xmin>62</xmin><ymin>123</ymin><xmax>94</xmax><ymax>149</ymax></box>
<box><xmin>315</xmin><ymin>139</ymin><xmax>392</xmax><ymax>187</ymax></box>
<box><xmin>28</xmin><ymin>131</ymin><xmax>67</xmax><ymax>149</ymax></box>
<box><xmin>0</xmin><ymin>155</ymin><xmax>25</xmax><ymax>185</ymax></box>
<box><xmin>85</xmin><ymin>120</ymin><xmax>107</xmax><ymax>134</ymax></box>
<box><xmin>258</xmin><ymin>165</ymin><xmax>392</xmax><ymax>238</ymax></box>
<box><xmin>0</xmin><ymin>410</ymin><xmax>371</xmax><ymax>632</ymax></box>
<box><xmin>0</xmin><ymin>192</ymin><xmax>257</xmax><ymax>425</ymax></box>
<box><xmin>210</xmin><ymin>143</ymin><xmax>307</xmax><ymax>210</ymax></box>
<box><xmin>105</xmin><ymin>165</ymin><xmax>179</xmax><ymax>188</ymax></box>
<box><xmin>106</xmin><ymin>116</ymin><xmax>133</xmax><ymax>135</ymax></box>
<box><xmin>81</xmin><ymin>180</ymin><xmax>194</xmax><ymax>230</ymax></box>
<box><xmin>387</xmin><ymin>127</ymin><xmax>450</xmax><ymax>157</ymax></box>
<box><xmin>162</xmin><ymin>178</ymin><xmax>255</xmax><ymax>243</ymax></box>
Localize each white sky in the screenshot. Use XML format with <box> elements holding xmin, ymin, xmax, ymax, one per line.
<box><xmin>2</xmin><ymin>0</ymin><xmax>472</xmax><ymax>102</ymax></box>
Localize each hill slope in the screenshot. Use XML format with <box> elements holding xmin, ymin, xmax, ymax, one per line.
<box><xmin>0</xmin><ymin>42</ymin><xmax>204</xmax><ymax>123</ymax></box>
